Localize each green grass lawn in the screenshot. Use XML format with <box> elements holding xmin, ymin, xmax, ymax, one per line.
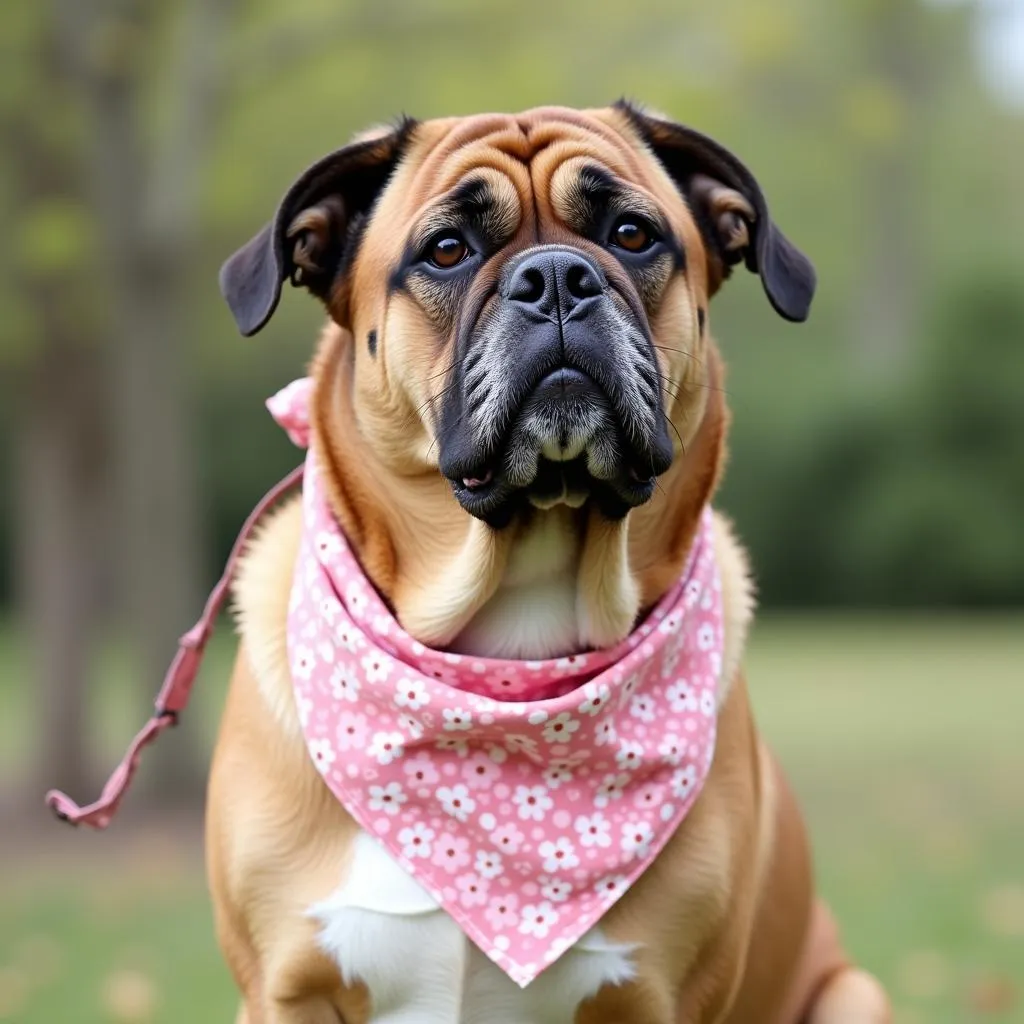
<box><xmin>1</xmin><ymin>614</ymin><xmax>1022</xmax><ymax>1023</ymax></box>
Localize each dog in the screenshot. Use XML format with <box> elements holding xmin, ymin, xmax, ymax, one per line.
<box><xmin>208</xmin><ymin>103</ymin><xmax>892</xmax><ymax>1023</ymax></box>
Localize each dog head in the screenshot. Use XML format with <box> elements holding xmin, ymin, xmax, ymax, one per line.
<box><xmin>221</xmin><ymin>104</ymin><xmax>814</xmax><ymax>651</ymax></box>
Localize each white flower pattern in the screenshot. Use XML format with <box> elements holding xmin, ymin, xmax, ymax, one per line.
<box><xmin>442</xmin><ymin>707</ymin><xmax>473</xmax><ymax>731</ymax></box>
<box><xmin>518</xmin><ymin>901</ymin><xmax>559</xmax><ymax>938</ymax></box>
<box><xmin>538</xmin><ymin>837</ymin><xmax>579</xmax><ymax>872</ymax></box>
<box><xmin>399</xmin><ymin>822</ymin><xmax>434</xmax><ymax>859</ymax></box>
<box><xmin>367</xmin><ymin>730</ymin><xmax>405</xmax><ymax>765</ymax></box>
<box><xmin>620</xmin><ymin>820</ymin><xmax>655</xmax><ymax>860</ymax></box>
<box><xmin>578</xmin><ymin>681</ymin><xmax>611</xmax><ymax>716</ymax></box>
<box><xmin>308</xmin><ymin>738</ymin><xmax>335</xmax><ymax>774</ymax></box>
<box><xmin>513</xmin><ymin>785</ymin><xmax>554</xmax><ymax>821</ymax></box>
<box><xmin>574</xmin><ymin>812</ymin><xmax>612</xmax><ymax>848</ymax></box>
<box><xmin>436</xmin><ymin>784</ymin><xmax>476</xmax><ymax>822</ymax></box>
<box><xmin>368</xmin><ymin>781</ymin><xmax>407</xmax><ymax>815</ymax></box>
<box><xmin>541</xmin><ymin>712</ymin><xmax>580</xmax><ymax>743</ymax></box>
<box><xmin>394</xmin><ymin>678</ymin><xmax>429</xmax><ymax>711</ymax></box>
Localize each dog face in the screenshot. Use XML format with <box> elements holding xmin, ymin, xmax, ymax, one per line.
<box><xmin>222</xmin><ymin>104</ymin><xmax>812</xmax><ymax>517</ymax></box>
<box><xmin>221</xmin><ymin>104</ymin><xmax>814</xmax><ymax>648</ymax></box>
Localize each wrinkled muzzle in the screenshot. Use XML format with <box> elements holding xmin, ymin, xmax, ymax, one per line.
<box><xmin>438</xmin><ymin>245</ymin><xmax>675</xmax><ymax>526</ymax></box>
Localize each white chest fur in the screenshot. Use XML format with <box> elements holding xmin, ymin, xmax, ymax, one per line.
<box><xmin>309</xmin><ymin>833</ymin><xmax>637</xmax><ymax>1023</ymax></box>
<box><xmin>451</xmin><ymin>509</ymin><xmax>584</xmax><ymax>660</ymax></box>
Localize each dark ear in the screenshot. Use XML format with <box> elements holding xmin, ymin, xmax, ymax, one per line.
<box><xmin>618</xmin><ymin>102</ymin><xmax>816</xmax><ymax>323</ymax></box>
<box><xmin>219</xmin><ymin>120</ymin><xmax>416</xmax><ymax>336</ymax></box>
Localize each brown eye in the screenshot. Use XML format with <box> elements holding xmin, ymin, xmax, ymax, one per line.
<box><xmin>429</xmin><ymin>233</ymin><xmax>470</xmax><ymax>268</ymax></box>
<box><xmin>610</xmin><ymin>218</ymin><xmax>655</xmax><ymax>253</ymax></box>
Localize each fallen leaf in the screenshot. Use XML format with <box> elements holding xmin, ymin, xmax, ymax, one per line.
<box><xmin>967</xmin><ymin>973</ymin><xmax>1017</xmax><ymax>1016</ymax></box>
<box><xmin>100</xmin><ymin>968</ymin><xmax>159</xmax><ymax>1022</ymax></box>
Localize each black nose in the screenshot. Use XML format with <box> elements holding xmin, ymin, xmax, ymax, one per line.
<box><xmin>505</xmin><ymin>248</ymin><xmax>605</xmax><ymax>319</ymax></box>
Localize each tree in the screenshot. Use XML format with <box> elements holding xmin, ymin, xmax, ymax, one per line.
<box><xmin>2</xmin><ymin>3</ymin><xmax>108</xmax><ymax>806</ymax></box>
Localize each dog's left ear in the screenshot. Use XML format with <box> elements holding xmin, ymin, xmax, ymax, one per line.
<box><xmin>619</xmin><ymin>103</ymin><xmax>816</xmax><ymax>322</ymax></box>
<box><xmin>219</xmin><ymin>119</ymin><xmax>416</xmax><ymax>336</ymax></box>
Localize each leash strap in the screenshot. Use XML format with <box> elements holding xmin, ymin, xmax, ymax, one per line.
<box><xmin>45</xmin><ymin>464</ymin><xmax>305</xmax><ymax>830</ymax></box>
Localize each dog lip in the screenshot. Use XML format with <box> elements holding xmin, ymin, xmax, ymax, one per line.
<box><xmin>462</xmin><ymin>469</ymin><xmax>494</xmax><ymax>490</ymax></box>
<box><xmin>449</xmin><ymin>474</ymin><xmax>521</xmax><ymax>528</ymax></box>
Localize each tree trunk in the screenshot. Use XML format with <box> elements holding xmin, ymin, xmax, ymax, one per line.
<box><xmin>850</xmin><ymin>0</ymin><xmax>934</xmax><ymax>379</ymax></box>
<box><xmin>81</xmin><ymin>78</ymin><xmax>206</xmax><ymax>807</ymax></box>
<box><xmin>108</xmin><ymin>253</ymin><xmax>207</xmax><ymax>806</ymax></box>
<box><xmin>72</xmin><ymin>0</ymin><xmax>237</xmax><ymax>807</ymax></box>
<box><xmin>3</xmin><ymin>10</ymin><xmax>108</xmax><ymax>815</ymax></box>
<box><xmin>12</xmin><ymin>346</ymin><xmax>106</xmax><ymax>808</ymax></box>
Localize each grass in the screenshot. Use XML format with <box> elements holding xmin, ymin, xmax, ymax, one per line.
<box><xmin>1</xmin><ymin>614</ymin><xmax>1023</xmax><ymax>1023</ymax></box>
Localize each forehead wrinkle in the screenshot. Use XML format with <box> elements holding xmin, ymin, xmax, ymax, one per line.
<box><xmin>528</xmin><ymin>140</ymin><xmax>640</xmax><ymax>229</ymax></box>
<box><xmin>524</xmin><ymin>115</ymin><xmax>652</xmax><ymax>181</ymax></box>
<box><xmin>438</xmin><ymin>146</ymin><xmax>532</xmax><ymax>196</ymax></box>
<box><xmin>399</xmin><ymin>111</ymin><xmax>656</xmax><ymax>250</ymax></box>
<box><xmin>518</xmin><ymin>106</ymin><xmax>638</xmax><ymax>151</ymax></box>
<box><xmin>414</xmin><ymin>116</ymin><xmax>527</xmax><ymax>184</ymax></box>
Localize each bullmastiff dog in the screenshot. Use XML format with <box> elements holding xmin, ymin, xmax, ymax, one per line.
<box><xmin>209</xmin><ymin>102</ymin><xmax>892</xmax><ymax>1023</ymax></box>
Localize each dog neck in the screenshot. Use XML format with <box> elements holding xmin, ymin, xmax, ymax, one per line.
<box><xmin>449</xmin><ymin>507</ymin><xmax>582</xmax><ymax>658</ymax></box>
<box><xmin>310</xmin><ymin>327</ymin><xmax>727</xmax><ymax>661</ymax></box>
<box><xmin>445</xmin><ymin>507</ymin><xmax>606</xmax><ymax>659</ymax></box>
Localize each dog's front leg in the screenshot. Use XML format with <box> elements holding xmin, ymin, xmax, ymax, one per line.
<box><xmin>310</xmin><ymin>833</ymin><xmax>468</xmax><ymax>1023</ymax></box>
<box><xmin>314</xmin><ymin>906</ymin><xmax>467</xmax><ymax>1022</ymax></box>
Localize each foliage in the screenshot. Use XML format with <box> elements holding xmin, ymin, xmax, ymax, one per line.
<box><xmin>2</xmin><ymin>0</ymin><xmax>1024</xmax><ymax>610</ymax></box>
<box><xmin>721</xmin><ymin>273</ymin><xmax>1024</xmax><ymax>606</ymax></box>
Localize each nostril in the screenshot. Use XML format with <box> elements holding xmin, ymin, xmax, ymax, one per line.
<box><xmin>510</xmin><ymin>267</ymin><xmax>546</xmax><ymax>305</ymax></box>
<box><xmin>565</xmin><ymin>263</ymin><xmax>602</xmax><ymax>301</ymax></box>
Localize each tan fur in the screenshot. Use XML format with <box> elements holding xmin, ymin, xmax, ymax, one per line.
<box><xmin>231</xmin><ymin>498</ymin><xmax>304</xmax><ymax>736</ymax></box>
<box><xmin>710</xmin><ymin>513</ymin><xmax>756</xmax><ymax>708</ymax></box>
<box><xmin>209</xmin><ymin>105</ymin><xmax>890</xmax><ymax>1023</ymax></box>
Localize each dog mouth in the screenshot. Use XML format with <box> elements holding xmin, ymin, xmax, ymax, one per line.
<box><xmin>448</xmin><ymin>366</ymin><xmax>669</xmax><ymax>526</ymax></box>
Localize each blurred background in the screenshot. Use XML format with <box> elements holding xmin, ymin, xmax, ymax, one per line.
<box><xmin>1</xmin><ymin>0</ymin><xmax>1022</xmax><ymax>1021</ymax></box>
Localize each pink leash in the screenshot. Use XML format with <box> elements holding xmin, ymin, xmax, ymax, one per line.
<box><xmin>45</xmin><ymin>465</ymin><xmax>305</xmax><ymax>830</ymax></box>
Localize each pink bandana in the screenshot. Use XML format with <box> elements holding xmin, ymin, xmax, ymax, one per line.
<box><xmin>269</xmin><ymin>378</ymin><xmax>723</xmax><ymax>987</ymax></box>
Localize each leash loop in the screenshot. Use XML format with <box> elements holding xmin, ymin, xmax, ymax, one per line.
<box><xmin>45</xmin><ymin>464</ymin><xmax>304</xmax><ymax>830</ymax></box>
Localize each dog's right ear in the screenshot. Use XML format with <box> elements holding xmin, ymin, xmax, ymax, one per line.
<box><xmin>219</xmin><ymin>119</ymin><xmax>416</xmax><ymax>336</ymax></box>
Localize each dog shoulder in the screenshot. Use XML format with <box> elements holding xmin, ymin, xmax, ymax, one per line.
<box><xmin>232</xmin><ymin>495</ymin><xmax>304</xmax><ymax>735</ymax></box>
<box><xmin>710</xmin><ymin>510</ymin><xmax>756</xmax><ymax>706</ymax></box>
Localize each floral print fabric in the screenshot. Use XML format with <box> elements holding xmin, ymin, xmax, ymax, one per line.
<box><xmin>268</xmin><ymin>378</ymin><xmax>724</xmax><ymax>988</ymax></box>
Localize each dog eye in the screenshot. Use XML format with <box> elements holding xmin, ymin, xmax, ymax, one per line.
<box><xmin>609</xmin><ymin>217</ymin><xmax>656</xmax><ymax>253</ymax></box>
<box><xmin>427</xmin><ymin>232</ymin><xmax>470</xmax><ymax>269</ymax></box>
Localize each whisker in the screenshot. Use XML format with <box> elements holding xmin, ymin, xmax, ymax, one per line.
<box><xmin>416</xmin><ymin>379</ymin><xmax>459</xmax><ymax>421</ymax></box>
<box><xmin>425</xmin><ymin>360</ymin><xmax>458</xmax><ymax>384</ymax></box>
<box><xmin>660</xmin><ymin>407</ymin><xmax>687</xmax><ymax>455</ymax></box>
<box><xmin>426</xmin><ymin>403</ymin><xmax>471</xmax><ymax>462</ymax></box>
<box><xmin>651</xmin><ymin>344</ymin><xmax>698</xmax><ymax>360</ymax></box>
<box><xmin>651</xmin><ymin>369</ymin><xmax>730</xmax><ymax>400</ymax></box>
